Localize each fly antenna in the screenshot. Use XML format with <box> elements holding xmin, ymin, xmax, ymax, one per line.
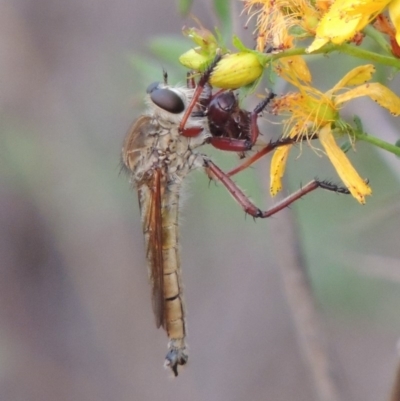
<box><xmin>163</xmin><ymin>68</ymin><xmax>168</xmax><ymax>85</ymax></box>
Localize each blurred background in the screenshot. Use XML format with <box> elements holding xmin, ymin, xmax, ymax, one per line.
<box><xmin>1</xmin><ymin>0</ymin><xmax>400</xmax><ymax>400</ymax></box>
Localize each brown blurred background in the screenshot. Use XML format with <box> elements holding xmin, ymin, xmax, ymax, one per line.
<box><xmin>1</xmin><ymin>1</ymin><xmax>400</xmax><ymax>400</ymax></box>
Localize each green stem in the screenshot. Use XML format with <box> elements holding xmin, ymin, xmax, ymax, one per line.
<box><xmin>354</xmin><ymin>131</ymin><xmax>400</xmax><ymax>156</ymax></box>
<box><xmin>363</xmin><ymin>25</ymin><xmax>392</xmax><ymax>55</ymax></box>
<box><xmin>260</xmin><ymin>43</ymin><xmax>400</xmax><ymax>69</ymax></box>
<box><xmin>335</xmin><ymin>43</ymin><xmax>399</xmax><ymax>67</ymax></box>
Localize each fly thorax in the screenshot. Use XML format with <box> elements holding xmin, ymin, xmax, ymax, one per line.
<box><xmin>163</xmin><ymin>136</ymin><xmax>199</xmax><ymax>178</ymax></box>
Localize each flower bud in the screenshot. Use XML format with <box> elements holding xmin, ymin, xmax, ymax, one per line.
<box><xmin>179</xmin><ymin>47</ymin><xmax>213</xmax><ymax>71</ymax></box>
<box><xmin>209</xmin><ymin>52</ymin><xmax>264</xmax><ymax>89</ymax></box>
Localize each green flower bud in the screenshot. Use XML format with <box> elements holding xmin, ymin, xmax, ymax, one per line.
<box><xmin>179</xmin><ymin>47</ymin><xmax>213</xmax><ymax>71</ymax></box>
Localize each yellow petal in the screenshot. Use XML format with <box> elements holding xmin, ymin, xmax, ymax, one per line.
<box><xmin>319</xmin><ymin>124</ymin><xmax>371</xmax><ymax>203</ymax></box>
<box><xmin>307</xmin><ymin>37</ymin><xmax>330</xmax><ymax>53</ymax></box>
<box><xmin>278</xmin><ymin>56</ymin><xmax>312</xmax><ymax>83</ymax></box>
<box><xmin>319</xmin><ymin>15</ymin><xmax>361</xmax><ymax>44</ymax></box>
<box><xmin>389</xmin><ymin>0</ymin><xmax>400</xmax><ymax>45</ymax></box>
<box><xmin>332</xmin><ymin>65</ymin><xmax>375</xmax><ymax>91</ymax></box>
<box><xmin>345</xmin><ymin>0</ymin><xmax>391</xmax><ymax>16</ymax></box>
<box><xmin>307</xmin><ymin>0</ymin><xmax>362</xmax><ymax>53</ymax></box>
<box><xmin>270</xmin><ymin>145</ymin><xmax>292</xmax><ymax>196</ymax></box>
<box><xmin>307</xmin><ymin>0</ymin><xmax>390</xmax><ymax>52</ymax></box>
<box><xmin>335</xmin><ymin>83</ymin><xmax>400</xmax><ymax>115</ymax></box>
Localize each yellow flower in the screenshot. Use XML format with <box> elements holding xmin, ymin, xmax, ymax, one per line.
<box><xmin>243</xmin><ymin>0</ymin><xmax>322</xmax><ymax>51</ymax></box>
<box><xmin>271</xmin><ymin>64</ymin><xmax>400</xmax><ymax>203</ymax></box>
<box><xmin>307</xmin><ymin>0</ymin><xmax>400</xmax><ymax>52</ymax></box>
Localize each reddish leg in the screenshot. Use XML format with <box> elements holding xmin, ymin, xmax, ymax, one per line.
<box><xmin>227</xmin><ymin>132</ymin><xmax>320</xmax><ymax>177</ymax></box>
<box><xmin>179</xmin><ymin>54</ymin><xmax>222</xmax><ymax>136</ymax></box>
<box><xmin>226</xmin><ymin>138</ymin><xmax>293</xmax><ymax>177</ymax></box>
<box><xmin>208</xmin><ymin>93</ymin><xmax>276</xmax><ymax>152</ymax></box>
<box><xmin>204</xmin><ymin>159</ymin><xmax>350</xmax><ymax>218</ymax></box>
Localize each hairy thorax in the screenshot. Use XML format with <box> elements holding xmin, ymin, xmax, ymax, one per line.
<box><xmin>124</xmin><ymin>113</ymin><xmax>209</xmax><ymax>187</ymax></box>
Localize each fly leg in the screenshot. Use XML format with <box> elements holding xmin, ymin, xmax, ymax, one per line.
<box><xmin>226</xmin><ymin>132</ymin><xmax>320</xmax><ymax>177</ymax></box>
<box><xmin>179</xmin><ymin>53</ymin><xmax>222</xmax><ymax>137</ymax></box>
<box><xmin>227</xmin><ymin>137</ymin><xmax>294</xmax><ymax>177</ymax></box>
<box><xmin>204</xmin><ymin>159</ymin><xmax>350</xmax><ymax>218</ymax></box>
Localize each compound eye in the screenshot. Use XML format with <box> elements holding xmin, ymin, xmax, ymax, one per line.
<box><xmin>150</xmin><ymin>88</ymin><xmax>185</xmax><ymax>114</ymax></box>
<box><xmin>146</xmin><ymin>82</ymin><xmax>160</xmax><ymax>94</ymax></box>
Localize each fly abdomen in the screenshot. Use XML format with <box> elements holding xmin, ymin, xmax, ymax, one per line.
<box><xmin>161</xmin><ymin>188</ymin><xmax>188</xmax><ymax>375</ymax></box>
<box><xmin>164</xmin><ymin>274</ymin><xmax>186</xmax><ymax>336</ymax></box>
<box><xmin>164</xmin><ymin>295</ymin><xmax>188</xmax><ymax>376</ymax></box>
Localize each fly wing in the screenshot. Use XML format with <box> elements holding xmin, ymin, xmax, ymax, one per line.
<box><xmin>122</xmin><ymin>115</ymin><xmax>152</xmax><ymax>172</ymax></box>
<box><xmin>122</xmin><ymin>115</ymin><xmax>166</xmax><ymax>329</ymax></box>
<box><xmin>138</xmin><ymin>169</ymin><xmax>165</xmax><ymax>328</ymax></box>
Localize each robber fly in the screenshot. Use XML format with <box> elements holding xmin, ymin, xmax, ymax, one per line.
<box><xmin>122</xmin><ymin>55</ymin><xmax>349</xmax><ymax>376</ymax></box>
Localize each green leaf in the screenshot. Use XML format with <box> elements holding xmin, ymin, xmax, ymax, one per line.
<box><xmin>177</xmin><ymin>0</ymin><xmax>194</xmax><ymax>16</ymax></box>
<box><xmin>232</xmin><ymin>35</ymin><xmax>248</xmax><ymax>52</ymax></box>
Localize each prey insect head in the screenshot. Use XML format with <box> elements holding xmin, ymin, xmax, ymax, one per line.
<box><xmin>212</xmin><ymin>91</ymin><xmax>236</xmax><ymax>113</ymax></box>
<box><xmin>146</xmin><ymin>82</ymin><xmax>185</xmax><ymax>114</ymax></box>
<box><xmin>207</xmin><ymin>91</ymin><xmax>237</xmax><ymax>126</ymax></box>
